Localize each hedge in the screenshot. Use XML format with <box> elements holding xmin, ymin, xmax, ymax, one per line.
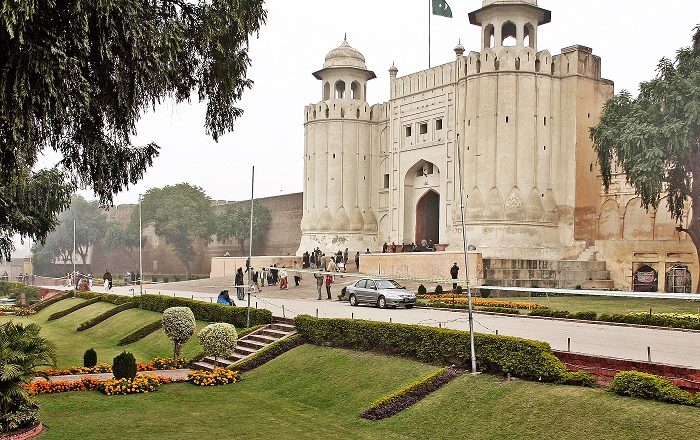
<box><xmin>528</xmin><ymin>310</ymin><xmax>598</xmax><ymax>321</ymax></box>
<box><xmin>293</xmin><ymin>315</ymin><xmax>567</xmax><ymax>382</ymax></box>
<box><xmin>118</xmin><ymin>320</ymin><xmax>162</xmax><ymax>346</ymax></box>
<box><xmin>77</xmin><ymin>302</ymin><xmax>138</xmax><ymax>331</ymax></box>
<box><xmin>139</xmin><ymin>294</ymin><xmax>272</xmax><ymax>327</ymax></box>
<box><xmin>367</xmin><ymin>367</ymin><xmax>447</xmax><ymax>412</ymax></box>
<box><xmin>598</xmin><ymin>313</ymin><xmax>700</xmax><ymax>331</ymax></box>
<box><xmin>75</xmin><ymin>291</ymin><xmax>133</xmax><ymax>305</ymax></box>
<box><xmin>609</xmin><ymin>371</ymin><xmax>699</xmax><ymax>407</ymax></box>
<box><xmin>32</xmin><ymin>292</ymin><xmax>72</xmax><ymax>312</ymax></box>
<box><xmin>228</xmin><ymin>334</ymin><xmax>304</xmax><ymax>373</ymax></box>
<box><xmin>47</xmin><ymin>297</ymin><xmax>103</xmax><ymax>321</ymax></box>
<box><xmin>0</xmin><ymin>281</ymin><xmax>40</xmax><ymax>302</ymax></box>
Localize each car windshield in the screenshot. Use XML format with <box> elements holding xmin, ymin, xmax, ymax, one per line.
<box><xmin>374</xmin><ymin>279</ymin><xmax>402</xmax><ymax>289</ymax></box>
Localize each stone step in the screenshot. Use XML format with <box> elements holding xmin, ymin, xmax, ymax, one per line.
<box><xmin>235</xmin><ymin>345</ymin><xmax>258</xmax><ymax>356</ymax></box>
<box><xmin>237</xmin><ymin>339</ymin><xmax>268</xmax><ymax>350</ymax></box>
<box><xmin>270</xmin><ymin>323</ymin><xmax>296</xmax><ymax>332</ymax></box>
<box><xmin>260</xmin><ymin>329</ymin><xmax>294</xmax><ymax>339</ymax></box>
<box><xmin>247</xmin><ymin>333</ymin><xmax>279</xmax><ymax>344</ymax></box>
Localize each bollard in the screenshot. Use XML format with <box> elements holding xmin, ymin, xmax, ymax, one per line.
<box><xmin>567</xmin><ymin>337</ymin><xmax>571</xmax><ymax>352</ymax></box>
<box><xmin>390</xmin><ymin>317</ymin><xmax>392</xmax><ymax>323</ymax></box>
<box><xmin>649</xmin><ymin>308</ymin><xmax>652</xmax><ymax>317</ymax></box>
<box><xmin>648</xmin><ymin>346</ymin><xmax>651</xmax><ymax>362</ymax></box>
<box><xmin>352</xmin><ymin>313</ymin><xmax>354</xmax><ymax>320</ymax></box>
<box><xmin>316</xmin><ymin>308</ymin><xmax>318</xmax><ymax>318</ymax></box>
<box><xmin>495</xmin><ymin>330</ymin><xmax>498</xmax><ymax>335</ymax></box>
<box><xmin>209</xmin><ymin>298</ymin><xmax>212</xmax><ymax>303</ymax></box>
<box><xmin>191</xmin><ymin>295</ymin><xmax>194</xmax><ymax>300</ymax></box>
<box><xmin>439</xmin><ymin>323</ymin><xmax>442</xmax><ymax>328</ymax></box>
<box><xmin>173</xmin><ymin>293</ymin><xmax>176</xmax><ymax>297</ymax></box>
<box><xmin>282</xmin><ymin>305</ymin><xmax>285</xmax><ymax>318</ymax></box>
<box><xmin>256</xmin><ymin>302</ymin><xmax>258</xmax><ymax>309</ymax></box>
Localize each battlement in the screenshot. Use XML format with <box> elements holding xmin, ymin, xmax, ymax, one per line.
<box><xmin>304</xmin><ymin>99</ymin><xmax>374</xmax><ymax>123</ymax></box>
<box><xmin>391</xmin><ymin>62</ymin><xmax>457</xmax><ymax>99</ymax></box>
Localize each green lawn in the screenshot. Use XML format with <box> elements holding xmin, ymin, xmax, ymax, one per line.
<box><xmin>0</xmin><ymin>298</ymin><xmax>209</xmax><ymax>367</ymax></box>
<box><xmin>35</xmin><ymin>345</ymin><xmax>700</xmax><ymax>440</ymax></box>
<box><xmin>492</xmin><ymin>295</ymin><xmax>700</xmax><ymax>315</ymax></box>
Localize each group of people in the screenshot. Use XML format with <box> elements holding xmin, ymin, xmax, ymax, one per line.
<box><xmin>302</xmin><ymin>248</ymin><xmax>362</xmax><ymax>272</ymax></box>
<box><xmin>382</xmin><ymin>238</ymin><xmax>435</xmax><ymax>253</ymax></box>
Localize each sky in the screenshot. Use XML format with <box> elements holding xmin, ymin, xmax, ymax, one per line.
<box><xmin>67</xmin><ymin>0</ymin><xmax>699</xmax><ymax>206</ymax></box>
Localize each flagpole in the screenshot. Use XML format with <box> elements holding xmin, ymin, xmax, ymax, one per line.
<box><xmin>428</xmin><ymin>0</ymin><xmax>431</xmax><ymax>68</ymax></box>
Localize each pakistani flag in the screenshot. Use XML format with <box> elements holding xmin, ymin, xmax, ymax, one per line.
<box><xmin>432</xmin><ymin>0</ymin><xmax>453</xmax><ymax>18</ymax></box>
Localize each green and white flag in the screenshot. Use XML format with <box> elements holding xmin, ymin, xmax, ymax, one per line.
<box><xmin>432</xmin><ymin>0</ymin><xmax>453</xmax><ymax>18</ymax></box>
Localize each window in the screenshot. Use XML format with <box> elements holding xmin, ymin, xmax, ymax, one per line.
<box><xmin>524</xmin><ymin>23</ymin><xmax>535</xmax><ymax>49</ymax></box>
<box><xmin>356</xmin><ymin>280</ymin><xmax>367</xmax><ymax>288</ymax></box>
<box><xmin>501</xmin><ymin>21</ymin><xmax>517</xmax><ymax>46</ymax></box>
<box><xmin>405</xmin><ymin>126</ymin><xmax>412</xmax><ymax>137</ymax></box>
<box><xmin>419</xmin><ymin>123</ymin><xmax>428</xmax><ymax>135</ymax></box>
<box><xmin>366</xmin><ymin>281</ymin><xmax>377</xmax><ymax>290</ymax></box>
<box><xmin>351</xmin><ymin>81</ymin><xmax>361</xmax><ymax>100</ymax></box>
<box><xmin>436</xmin><ymin>119</ymin><xmax>443</xmax><ymax>130</ymax></box>
<box><xmin>383</xmin><ymin>174</ymin><xmax>390</xmax><ymax>189</ymax></box>
<box><xmin>483</xmin><ymin>24</ymin><xmax>495</xmax><ymax>49</ymax></box>
<box><xmin>334</xmin><ymin>80</ymin><xmax>345</xmax><ymax>99</ymax></box>
<box><xmin>323</xmin><ymin>82</ymin><xmax>330</xmax><ymax>100</ymax></box>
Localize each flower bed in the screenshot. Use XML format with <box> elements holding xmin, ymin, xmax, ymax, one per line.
<box><xmin>418</xmin><ymin>295</ymin><xmax>548</xmax><ymax>310</ymax></box>
<box><xmin>188</xmin><ymin>369</ymin><xmax>238</xmax><ymax>386</ymax></box>
<box><xmin>100</xmin><ymin>374</ymin><xmax>173</xmax><ymax>395</ymax></box>
<box><xmin>629</xmin><ymin>312</ymin><xmax>700</xmax><ymax>322</ymax></box>
<box><xmin>26</xmin><ymin>378</ymin><xmax>103</xmax><ymax>396</ymax></box>
<box><xmin>37</xmin><ymin>358</ymin><xmax>186</xmax><ymax>376</ymax></box>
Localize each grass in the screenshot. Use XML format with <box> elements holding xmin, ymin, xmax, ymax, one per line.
<box><xmin>0</xmin><ymin>298</ymin><xmax>209</xmax><ymax>367</ymax></box>
<box><xmin>34</xmin><ymin>345</ymin><xmax>700</xmax><ymax>440</ymax></box>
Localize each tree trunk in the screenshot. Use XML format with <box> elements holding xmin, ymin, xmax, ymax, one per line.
<box><xmin>174</xmin><ymin>340</ymin><xmax>182</xmax><ymax>359</ymax></box>
<box><xmin>183</xmin><ymin>260</ymin><xmax>192</xmax><ymax>278</ymax></box>
<box><xmin>686</xmin><ymin>216</ymin><xmax>700</xmax><ymax>293</ymax></box>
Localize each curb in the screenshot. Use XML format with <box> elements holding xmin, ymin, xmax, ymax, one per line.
<box><xmin>414</xmin><ymin>305</ymin><xmax>700</xmax><ymax>334</ymax></box>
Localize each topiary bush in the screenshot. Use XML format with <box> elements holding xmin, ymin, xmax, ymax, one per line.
<box><xmin>417</xmin><ymin>284</ymin><xmax>427</xmax><ymax>295</ymax></box>
<box><xmin>560</xmin><ymin>370</ymin><xmax>596</xmax><ymax>387</ymax></box>
<box><xmin>83</xmin><ymin>348</ymin><xmax>97</xmax><ymax>368</ymax></box>
<box><xmin>609</xmin><ymin>371</ymin><xmax>694</xmax><ymax>406</ymax></box>
<box><xmin>140</xmin><ymin>294</ymin><xmax>271</xmax><ymax>327</ymax></box>
<box><xmin>198</xmin><ymin>323</ymin><xmax>238</xmax><ymax>366</ymax></box>
<box><xmin>434</xmin><ymin>285</ymin><xmax>444</xmax><ymax>295</ymax></box>
<box><xmin>112</xmin><ymin>351</ymin><xmax>137</xmax><ymax>380</ymax></box>
<box><xmin>162</xmin><ymin>307</ymin><xmax>196</xmax><ymax>359</ymax></box>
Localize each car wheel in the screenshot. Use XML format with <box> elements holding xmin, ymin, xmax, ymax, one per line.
<box><xmin>349</xmin><ymin>293</ymin><xmax>358</xmax><ymax>307</ymax></box>
<box><xmin>405</xmin><ymin>305</ymin><xmax>414</xmax><ymax>309</ymax></box>
<box><xmin>377</xmin><ymin>296</ymin><xmax>386</xmax><ymax>309</ymax></box>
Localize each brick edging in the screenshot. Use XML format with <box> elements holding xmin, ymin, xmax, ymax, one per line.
<box><xmin>415</xmin><ymin>306</ymin><xmax>700</xmax><ymax>333</ymax></box>
<box><xmin>0</xmin><ymin>423</ymin><xmax>44</xmax><ymax>440</ymax></box>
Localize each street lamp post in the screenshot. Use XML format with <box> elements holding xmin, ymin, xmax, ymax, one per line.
<box><xmin>456</xmin><ymin>133</ymin><xmax>478</xmax><ymax>374</ymax></box>
<box><xmin>246</xmin><ymin>166</ymin><xmax>255</xmax><ymax>328</ymax></box>
<box><xmin>139</xmin><ymin>194</ymin><xmax>143</xmax><ymax>298</ymax></box>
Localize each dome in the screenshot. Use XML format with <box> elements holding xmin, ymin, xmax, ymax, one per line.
<box><xmin>323</xmin><ymin>36</ymin><xmax>367</xmax><ymax>70</ymax></box>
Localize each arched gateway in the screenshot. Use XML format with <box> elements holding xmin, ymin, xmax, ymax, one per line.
<box><xmin>416</xmin><ymin>190</ymin><xmax>440</xmax><ymax>245</ymax></box>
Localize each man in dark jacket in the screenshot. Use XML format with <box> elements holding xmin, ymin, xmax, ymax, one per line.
<box><xmin>103</xmin><ymin>269</ymin><xmax>113</xmax><ymax>291</ymax></box>
<box><xmin>450</xmin><ymin>263</ymin><xmax>459</xmax><ymax>291</ymax></box>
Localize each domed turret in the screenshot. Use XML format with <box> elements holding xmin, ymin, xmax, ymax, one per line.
<box><xmin>313</xmin><ymin>35</ymin><xmax>376</xmax><ymax>102</ymax></box>
<box><xmin>323</xmin><ymin>36</ymin><xmax>368</xmax><ymax>70</ymax></box>
<box><xmin>469</xmin><ymin>0</ymin><xmax>551</xmax><ymax>50</ymax></box>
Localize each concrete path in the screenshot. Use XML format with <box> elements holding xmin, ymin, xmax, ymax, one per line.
<box><xmin>34</xmin><ymin>369</ymin><xmax>190</xmax><ymax>383</ymax></box>
<box><xmin>44</xmin><ymin>279</ymin><xmax>700</xmax><ymax>369</ymax></box>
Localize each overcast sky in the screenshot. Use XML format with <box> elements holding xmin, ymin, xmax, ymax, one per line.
<box><xmin>61</xmin><ymin>0</ymin><xmax>700</xmax><ymax>207</ymax></box>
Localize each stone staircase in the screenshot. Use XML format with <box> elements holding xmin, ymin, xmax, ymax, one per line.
<box><xmin>192</xmin><ymin>322</ymin><xmax>297</xmax><ymax>371</ymax></box>
<box><xmin>483</xmin><ymin>259</ymin><xmax>614</xmax><ymax>291</ymax></box>
<box><xmin>576</xmin><ymin>244</ymin><xmax>599</xmax><ymax>262</ymax></box>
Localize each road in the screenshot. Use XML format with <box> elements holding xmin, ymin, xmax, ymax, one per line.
<box><xmin>45</xmin><ymin>277</ymin><xmax>700</xmax><ymax>369</ymax></box>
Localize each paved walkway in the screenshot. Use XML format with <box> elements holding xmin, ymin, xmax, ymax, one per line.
<box><xmin>43</xmin><ymin>279</ymin><xmax>700</xmax><ymax>369</ymax></box>
<box><xmin>34</xmin><ymin>369</ymin><xmax>190</xmax><ymax>383</ymax></box>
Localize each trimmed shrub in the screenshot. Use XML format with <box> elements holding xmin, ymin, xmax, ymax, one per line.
<box><xmin>528</xmin><ymin>309</ymin><xmax>571</xmax><ymax>319</ymax></box>
<box><xmin>163</xmin><ymin>277</ymin><xmax>169</xmax><ymax>283</ymax></box>
<box><xmin>610</xmin><ymin>371</ymin><xmax>694</xmax><ymax>406</ymax></box>
<box><xmin>434</xmin><ymin>285</ymin><xmax>444</xmax><ymax>295</ymax></box>
<box><xmin>118</xmin><ymin>320</ymin><xmax>162</xmax><ymax>346</ymax></box>
<box><xmin>479</xmin><ymin>288</ymin><xmax>492</xmax><ymax>299</ymax></box>
<box><xmin>75</xmin><ymin>291</ymin><xmax>132</xmax><ymax>305</ymax></box>
<box><xmin>83</xmin><ymin>348</ymin><xmax>97</xmax><ymax>368</ymax></box>
<box><xmin>294</xmin><ymin>316</ymin><xmax>567</xmax><ymax>382</ymax></box>
<box><xmin>0</xmin><ymin>281</ymin><xmax>40</xmax><ymax>303</ymax></box>
<box><xmin>560</xmin><ymin>370</ymin><xmax>596</xmax><ymax>387</ymax></box>
<box><xmin>112</xmin><ymin>351</ymin><xmax>137</xmax><ymax>380</ymax></box>
<box><xmin>140</xmin><ymin>294</ymin><xmax>271</xmax><ymax>327</ymax></box>
<box><xmin>198</xmin><ymin>323</ymin><xmax>238</xmax><ymax>364</ymax></box>
<box><xmin>367</xmin><ymin>367</ymin><xmax>447</xmax><ymax>412</ymax></box>
<box><xmin>417</xmin><ymin>285</ymin><xmax>427</xmax><ymax>295</ymax></box>
<box><xmin>31</xmin><ymin>292</ymin><xmax>71</xmax><ymax>312</ymax></box>
<box><xmin>571</xmin><ymin>311</ymin><xmax>597</xmax><ymax>321</ymax></box>
<box><xmin>229</xmin><ymin>334</ymin><xmax>304</xmax><ymax>373</ymax></box>
<box><xmin>455</xmin><ymin>285</ymin><xmax>463</xmax><ymax>294</ymax></box>
<box><xmin>162</xmin><ymin>307</ymin><xmax>196</xmax><ymax>358</ymax></box>
<box><xmin>77</xmin><ymin>302</ymin><xmax>137</xmax><ymax>331</ymax></box>
<box><xmin>599</xmin><ymin>313</ymin><xmax>700</xmax><ymax>331</ymax></box>
<box><xmin>47</xmin><ymin>297</ymin><xmax>103</xmax><ymax>320</ymax></box>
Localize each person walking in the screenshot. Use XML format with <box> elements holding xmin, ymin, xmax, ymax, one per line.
<box><xmin>450</xmin><ymin>263</ymin><xmax>459</xmax><ymax>291</ymax></box>
<box><xmin>355</xmin><ymin>252</ymin><xmax>360</xmax><ymax>271</ymax></box>
<box><xmin>325</xmin><ymin>272</ymin><xmax>334</xmax><ymax>300</ymax></box>
<box><xmin>261</xmin><ymin>266</ymin><xmax>267</xmax><ymax>287</ymax></box>
<box><xmin>271</xmin><ymin>265</ymin><xmax>279</xmax><ymax>285</ymax></box>
<box><xmin>235</xmin><ymin>268</ymin><xmax>245</xmax><ymax>301</ymax></box>
<box><xmin>279</xmin><ymin>268</ymin><xmax>288</xmax><ymax>289</ymax></box>
<box><xmin>314</xmin><ymin>270</ymin><xmax>324</xmax><ymax>300</ymax></box>
<box><xmin>343</xmin><ymin>248</ymin><xmax>349</xmax><ymax>264</ymax></box>
<box><xmin>293</xmin><ymin>269</ymin><xmax>302</xmax><ymax>287</ymax></box>
<box><xmin>252</xmin><ymin>270</ymin><xmax>261</xmax><ymax>293</ymax></box>
<box><xmin>103</xmin><ymin>269</ymin><xmax>113</xmax><ymax>291</ymax></box>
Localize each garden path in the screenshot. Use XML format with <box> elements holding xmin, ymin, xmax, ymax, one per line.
<box><xmin>33</xmin><ymin>369</ymin><xmax>190</xmax><ymax>384</ymax></box>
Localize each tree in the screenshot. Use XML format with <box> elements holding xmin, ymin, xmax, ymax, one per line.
<box><xmin>591</xmin><ymin>26</ymin><xmax>700</xmax><ymax>290</ymax></box>
<box><xmin>217</xmin><ymin>202</ymin><xmax>272</xmax><ymax>253</ymax></box>
<box><xmin>137</xmin><ymin>184</ymin><xmax>216</xmax><ymax>276</ymax></box>
<box><xmin>198</xmin><ymin>323</ymin><xmax>238</xmax><ymax>368</ymax></box>
<box><xmin>162</xmin><ymin>307</ymin><xmax>196</xmax><ymax>359</ymax></box>
<box><xmin>0</xmin><ymin>322</ymin><xmax>56</xmax><ymax>416</ymax></box>
<box><xmin>0</xmin><ymin>1</ymin><xmax>268</xmax><ymax>262</ymax></box>
<box><xmin>104</xmin><ymin>221</ymin><xmax>140</xmax><ymax>266</ymax></box>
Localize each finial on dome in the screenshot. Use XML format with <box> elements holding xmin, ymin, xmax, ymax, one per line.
<box><xmin>454</xmin><ymin>39</ymin><xmax>465</xmax><ymax>57</ymax></box>
<box><xmin>389</xmin><ymin>62</ymin><xmax>398</xmax><ymax>78</ymax></box>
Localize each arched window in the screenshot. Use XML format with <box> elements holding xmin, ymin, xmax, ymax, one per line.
<box><xmin>334</xmin><ymin>80</ymin><xmax>345</xmax><ymax>99</ymax></box>
<box><xmin>524</xmin><ymin>23</ymin><xmax>535</xmax><ymax>49</ymax></box>
<box><xmin>501</xmin><ymin>21</ymin><xmax>517</xmax><ymax>47</ymax></box>
<box><xmin>483</xmin><ymin>24</ymin><xmax>495</xmax><ymax>49</ymax></box>
<box><xmin>351</xmin><ymin>81</ymin><xmax>361</xmax><ymax>100</ymax></box>
<box><xmin>323</xmin><ymin>82</ymin><xmax>330</xmax><ymax>100</ymax></box>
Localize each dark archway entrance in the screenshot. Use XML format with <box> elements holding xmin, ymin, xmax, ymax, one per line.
<box><xmin>415</xmin><ymin>190</ymin><xmax>440</xmax><ymax>246</ymax></box>
<box><xmin>633</xmin><ymin>265</ymin><xmax>658</xmax><ymax>292</ymax></box>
